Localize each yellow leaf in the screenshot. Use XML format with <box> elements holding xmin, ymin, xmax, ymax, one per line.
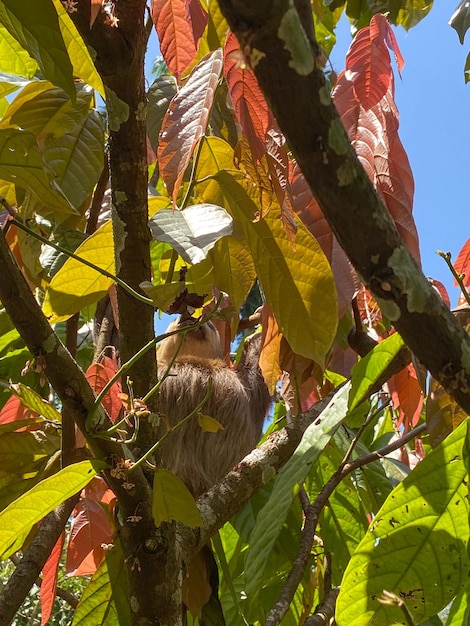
<box><xmin>197</xmin><ymin>413</ymin><xmax>224</xmax><ymax>433</ymax></box>
<box><xmin>140</xmin><ymin>280</ymin><xmax>186</xmax><ymax>310</ymax></box>
<box><xmin>216</xmin><ymin>174</ymin><xmax>338</xmax><ymax>366</ymax></box>
<box><xmin>152</xmin><ymin>469</ymin><xmax>203</xmax><ymax>528</ymax></box>
<box><xmin>52</xmin><ymin>0</ymin><xmax>105</xmax><ymax>97</ymax></box>
<box><xmin>42</xmin><ymin>220</ymin><xmax>114</xmax><ymax>323</ymax></box>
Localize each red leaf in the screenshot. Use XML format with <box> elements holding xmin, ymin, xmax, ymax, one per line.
<box><xmin>85</xmin><ymin>357</ymin><xmax>123</xmax><ymax>423</ymax></box>
<box><xmin>428</xmin><ymin>277</ymin><xmax>451</xmax><ymax>308</ymax></box>
<box><xmin>40</xmin><ymin>531</ymin><xmax>65</xmax><ymax>625</ymax></box>
<box><xmin>152</xmin><ymin>0</ymin><xmax>207</xmax><ymax>82</ymax></box>
<box><xmin>188</xmin><ymin>0</ymin><xmax>207</xmax><ymax>44</ymax></box>
<box><xmin>290</xmin><ymin>162</ymin><xmax>357</xmax><ymax>315</ymax></box>
<box><xmin>66</xmin><ymin>479</ymin><xmax>115</xmax><ymax>577</ymax></box>
<box><xmin>0</xmin><ymin>394</ymin><xmax>38</xmax><ymax>425</ymax></box>
<box><xmin>158</xmin><ymin>49</ymin><xmax>223</xmax><ymax>203</ymax></box>
<box><xmin>333</xmin><ymin>71</ymin><xmax>420</xmax><ymax>264</ymax></box>
<box><xmin>224</xmin><ymin>31</ymin><xmax>270</xmax><ymax>161</ymax></box>
<box><xmin>454</xmin><ymin>238</ymin><xmax>470</xmax><ymax>286</ymax></box>
<box><xmin>389</xmin><ymin>364</ymin><xmax>423</xmax><ymax>430</ymax></box>
<box><xmin>345</xmin><ymin>14</ymin><xmax>403</xmax><ymax>110</ymax></box>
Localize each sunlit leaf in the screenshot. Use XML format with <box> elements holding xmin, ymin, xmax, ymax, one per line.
<box><xmin>336</xmin><ymin>418</ymin><xmax>470</xmax><ymax>626</ymax></box>
<box><xmin>215</xmin><ymin>173</ymin><xmax>337</xmax><ymax>365</ymax></box>
<box><xmin>244</xmin><ymin>383</ymin><xmax>350</xmax><ymax>599</ymax></box>
<box><xmin>0</xmin><ymin>460</ymin><xmax>104</xmax><ymax>560</ymax></box>
<box><xmin>224</xmin><ymin>31</ymin><xmax>270</xmax><ymax>161</ymax></box>
<box><xmin>0</xmin><ymin>0</ymin><xmax>75</xmax><ymax>99</ymax></box>
<box><xmin>0</xmin><ymin>24</ymin><xmax>38</xmax><ymax>77</ymax></box>
<box><xmin>140</xmin><ymin>281</ymin><xmax>186</xmax><ymax>311</ymax></box>
<box><xmin>397</xmin><ymin>0</ymin><xmax>433</xmax><ymax>31</ymax></box>
<box><xmin>66</xmin><ymin>495</ymin><xmax>114</xmax><ymax>576</ymax></box>
<box><xmin>291</xmin><ymin>162</ymin><xmax>357</xmax><ymax>315</ymax></box>
<box><xmin>40</xmin><ymin>531</ymin><xmax>65</xmax><ymax>625</ymax></box>
<box><xmin>453</xmin><ymin>237</ymin><xmax>470</xmax><ymax>287</ymax></box>
<box><xmin>1</xmin><ymin>81</ymin><xmax>88</xmax><ymax>137</ymax></box>
<box><xmin>71</xmin><ymin>541</ymin><xmax>130</xmax><ymax>626</ymax></box>
<box><xmin>42</xmin><ymin>220</ymin><xmax>114</xmax><ymax>324</ymax></box>
<box><xmin>333</xmin><ymin>71</ymin><xmax>420</xmax><ymax>264</ymax></box>
<box><xmin>51</xmin><ymin>0</ymin><xmax>105</xmax><ymax>96</ymax></box>
<box><xmin>158</xmin><ymin>48</ymin><xmax>223</xmax><ymax>202</ymax></box>
<box><xmin>389</xmin><ymin>363</ymin><xmax>423</xmax><ymax>429</ymax></box>
<box><xmin>9</xmin><ymin>383</ymin><xmax>61</xmax><ymax>422</ymax></box>
<box><xmin>152</xmin><ymin>0</ymin><xmax>207</xmax><ymax>82</ymax></box>
<box><xmin>345</xmin><ymin>14</ymin><xmax>402</xmax><ymax>110</ymax></box>
<box><xmin>152</xmin><ymin>469</ymin><xmax>203</xmax><ymax>527</ymax></box>
<box><xmin>349</xmin><ymin>332</ymin><xmax>405</xmax><ymax>411</ymax></box>
<box><xmin>146</xmin><ymin>74</ymin><xmax>177</xmax><ymax>152</ymax></box>
<box><xmin>149</xmin><ymin>203</ymin><xmax>232</xmax><ymax>264</ymax></box>
<box><xmin>85</xmin><ymin>358</ymin><xmax>123</xmax><ymax>424</ymax></box>
<box><xmin>0</xmin><ymin>128</ymin><xmax>74</xmax><ymax>214</ymax></box>
<box><xmin>44</xmin><ymin>108</ymin><xmax>105</xmax><ymax>210</ymax></box>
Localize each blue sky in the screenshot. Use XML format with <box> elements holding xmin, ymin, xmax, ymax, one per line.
<box><xmin>146</xmin><ymin>3</ymin><xmax>470</xmax><ymax>307</ymax></box>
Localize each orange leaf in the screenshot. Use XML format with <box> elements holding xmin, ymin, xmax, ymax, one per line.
<box><xmin>224</xmin><ymin>31</ymin><xmax>270</xmax><ymax>161</ymax></box>
<box><xmin>454</xmin><ymin>238</ymin><xmax>470</xmax><ymax>287</ymax></box>
<box><xmin>345</xmin><ymin>14</ymin><xmax>403</xmax><ymax>110</ymax></box>
<box><xmin>40</xmin><ymin>531</ymin><xmax>65</xmax><ymax>625</ymax></box>
<box><xmin>428</xmin><ymin>277</ymin><xmax>451</xmax><ymax>308</ymax></box>
<box><xmin>66</xmin><ymin>480</ymin><xmax>115</xmax><ymax>577</ymax></box>
<box><xmin>0</xmin><ymin>394</ymin><xmax>38</xmax><ymax>425</ymax></box>
<box><xmin>85</xmin><ymin>357</ymin><xmax>123</xmax><ymax>423</ymax></box>
<box><xmin>389</xmin><ymin>364</ymin><xmax>423</xmax><ymax>430</ymax></box>
<box><xmin>158</xmin><ymin>48</ymin><xmax>223</xmax><ymax>203</ymax></box>
<box><xmin>151</xmin><ymin>0</ymin><xmax>207</xmax><ymax>82</ymax></box>
<box><xmin>259</xmin><ymin>306</ymin><xmax>282</xmax><ymax>396</ymax></box>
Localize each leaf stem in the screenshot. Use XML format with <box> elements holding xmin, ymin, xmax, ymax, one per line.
<box><xmin>128</xmin><ymin>379</ymin><xmax>213</xmax><ymax>472</ymax></box>
<box><xmin>11</xmin><ymin>217</ymin><xmax>153</xmax><ymax>307</ymax></box>
<box><xmin>437</xmin><ymin>249</ymin><xmax>470</xmax><ymax>307</ymax></box>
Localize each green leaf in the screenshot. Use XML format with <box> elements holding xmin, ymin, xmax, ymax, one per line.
<box><xmin>51</xmin><ymin>0</ymin><xmax>105</xmax><ymax>97</ymax></box>
<box><xmin>148</xmin><ymin>204</ymin><xmax>233</xmax><ymax>265</ymax></box>
<box><xmin>244</xmin><ymin>383</ymin><xmax>350</xmax><ymax>599</ymax></box>
<box><xmin>146</xmin><ymin>74</ymin><xmax>177</xmax><ymax>152</ymax></box>
<box><xmin>0</xmin><ymin>25</ymin><xmax>38</xmax><ymax>77</ymax></box>
<box><xmin>0</xmin><ymin>460</ymin><xmax>104</xmax><ymax>560</ymax></box>
<box><xmin>216</xmin><ymin>173</ymin><xmax>338</xmax><ymax>365</ymax></box>
<box><xmin>140</xmin><ymin>280</ymin><xmax>186</xmax><ymax>310</ymax></box>
<box><xmin>0</xmin><ymin>430</ymin><xmax>55</xmax><ymax>473</ymax></box>
<box><xmin>44</xmin><ymin>107</ymin><xmax>105</xmax><ymax>209</ymax></box>
<box><xmin>336</xmin><ymin>418</ymin><xmax>470</xmax><ymax>626</ymax></box>
<box><xmin>349</xmin><ymin>332</ymin><xmax>405</xmax><ymax>411</ymax></box>
<box><xmin>450</xmin><ymin>0</ymin><xmax>470</xmax><ymax>44</ymax></box>
<box><xmin>0</xmin><ymin>128</ymin><xmax>75</xmax><ymax>214</ymax></box>
<box><xmin>9</xmin><ymin>382</ymin><xmax>61</xmax><ymax>422</ymax></box>
<box><xmin>396</xmin><ymin>0</ymin><xmax>434</xmax><ymax>30</ymax></box>
<box><xmin>2</xmin><ymin>81</ymin><xmax>87</xmax><ymax>136</ymax></box>
<box><xmin>42</xmin><ymin>220</ymin><xmax>115</xmax><ymax>323</ymax></box>
<box><xmin>152</xmin><ymin>469</ymin><xmax>203</xmax><ymax>528</ymax></box>
<box><xmin>0</xmin><ymin>0</ymin><xmax>75</xmax><ymax>99</ymax></box>
<box><xmin>446</xmin><ymin>581</ymin><xmax>470</xmax><ymax>625</ymax></box>
<box><xmin>72</xmin><ymin>541</ymin><xmax>130</xmax><ymax>626</ymax></box>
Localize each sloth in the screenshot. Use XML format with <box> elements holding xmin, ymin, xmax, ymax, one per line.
<box><xmin>155</xmin><ymin>317</ymin><xmax>271</xmax><ymax>498</ymax></box>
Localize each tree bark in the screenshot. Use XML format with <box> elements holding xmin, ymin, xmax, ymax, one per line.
<box><xmin>216</xmin><ymin>0</ymin><xmax>470</xmax><ymax>414</ymax></box>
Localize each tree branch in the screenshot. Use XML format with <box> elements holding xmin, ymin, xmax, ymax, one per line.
<box><xmin>216</xmin><ymin>0</ymin><xmax>470</xmax><ymax>414</ymax></box>
<box><xmin>266</xmin><ymin>422</ymin><xmax>427</xmax><ymax>625</ymax></box>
